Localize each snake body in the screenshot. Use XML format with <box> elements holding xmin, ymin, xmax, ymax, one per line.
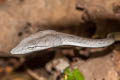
<box><xmin>10</xmin><ymin>30</ymin><xmax>120</xmax><ymax>54</ymax></box>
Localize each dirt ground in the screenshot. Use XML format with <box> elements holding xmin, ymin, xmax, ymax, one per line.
<box><xmin>0</xmin><ymin>0</ymin><xmax>120</xmax><ymax>80</ymax></box>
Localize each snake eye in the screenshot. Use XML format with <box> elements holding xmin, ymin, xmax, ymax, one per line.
<box><xmin>27</xmin><ymin>46</ymin><xmax>35</xmax><ymax>50</ymax></box>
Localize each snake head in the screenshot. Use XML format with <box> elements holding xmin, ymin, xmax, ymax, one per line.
<box><xmin>10</xmin><ymin>30</ymin><xmax>62</xmax><ymax>54</ymax></box>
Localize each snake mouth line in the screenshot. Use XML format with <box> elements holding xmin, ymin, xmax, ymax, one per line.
<box><xmin>27</xmin><ymin>45</ymin><xmax>51</xmax><ymax>50</ymax></box>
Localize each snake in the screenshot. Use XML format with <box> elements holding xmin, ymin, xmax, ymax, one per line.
<box><xmin>10</xmin><ymin>30</ymin><xmax>120</xmax><ymax>54</ymax></box>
